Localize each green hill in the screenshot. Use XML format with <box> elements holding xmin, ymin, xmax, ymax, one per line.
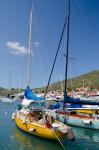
<box><xmin>34</xmin><ymin>70</ymin><xmax>99</xmax><ymax>92</ymax></box>
<box><xmin>1</xmin><ymin>70</ymin><xmax>99</xmax><ymax>95</ymax></box>
<box><xmin>67</xmin><ymin>70</ymin><xmax>99</xmax><ymax>91</ymax></box>
<box><xmin>0</xmin><ymin>87</ymin><xmax>23</xmax><ymax>97</ymax></box>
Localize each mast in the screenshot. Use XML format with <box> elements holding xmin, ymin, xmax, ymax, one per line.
<box><xmin>27</xmin><ymin>1</ymin><xmax>33</xmax><ymax>87</ymax></box>
<box><xmin>63</xmin><ymin>0</ymin><xmax>70</xmax><ymax>109</ymax></box>
<box><xmin>61</xmin><ymin>75</ymin><xmax>63</xmax><ymax>92</ymax></box>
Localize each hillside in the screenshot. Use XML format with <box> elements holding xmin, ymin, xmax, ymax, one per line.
<box><xmin>0</xmin><ymin>70</ymin><xmax>99</xmax><ymax>95</ymax></box>
<box><xmin>0</xmin><ymin>88</ymin><xmax>23</xmax><ymax>97</ymax></box>
<box><xmin>34</xmin><ymin>70</ymin><xmax>99</xmax><ymax>92</ymax></box>
<box><xmin>68</xmin><ymin>70</ymin><xmax>99</xmax><ymax>90</ymax></box>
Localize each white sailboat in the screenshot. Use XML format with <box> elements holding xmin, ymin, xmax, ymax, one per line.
<box><xmin>53</xmin><ymin>0</ymin><xmax>99</xmax><ymax>130</ymax></box>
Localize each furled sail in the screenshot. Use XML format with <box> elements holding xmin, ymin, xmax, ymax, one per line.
<box><xmin>64</xmin><ymin>94</ymin><xmax>99</xmax><ymax>105</ymax></box>
<box><xmin>24</xmin><ymin>86</ymin><xmax>44</xmax><ymax>100</ymax></box>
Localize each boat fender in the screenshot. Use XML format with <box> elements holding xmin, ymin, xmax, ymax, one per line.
<box><xmin>22</xmin><ymin>118</ymin><xmax>26</xmax><ymax>124</ymax></box>
<box><xmin>64</xmin><ymin>116</ymin><xmax>69</xmax><ymax>124</ymax></box>
<box><xmin>60</xmin><ymin>115</ymin><xmax>67</xmax><ymax>123</ymax></box>
<box><xmin>29</xmin><ymin>128</ymin><xmax>36</xmax><ymax>132</ymax></box>
<box><xmin>58</xmin><ymin>115</ymin><xmax>63</xmax><ymax>122</ymax></box>
<box><xmin>67</xmin><ymin>126</ymin><xmax>75</xmax><ymax>141</ymax></box>
<box><xmin>12</xmin><ymin>113</ymin><xmax>16</xmax><ymax>120</ymax></box>
<box><xmin>61</xmin><ymin>115</ymin><xmax>65</xmax><ymax>123</ymax></box>
<box><xmin>56</xmin><ymin>114</ymin><xmax>59</xmax><ymax>120</ymax></box>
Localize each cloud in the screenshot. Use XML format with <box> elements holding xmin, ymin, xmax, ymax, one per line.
<box><xmin>33</xmin><ymin>41</ymin><xmax>40</xmax><ymax>47</ymax></box>
<box><xmin>6</xmin><ymin>41</ymin><xmax>29</xmax><ymax>55</ymax></box>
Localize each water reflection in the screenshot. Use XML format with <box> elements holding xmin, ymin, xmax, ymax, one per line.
<box><xmin>1</xmin><ymin>103</ymin><xmax>99</xmax><ymax>150</ymax></box>
<box><xmin>73</xmin><ymin>126</ymin><xmax>99</xmax><ymax>142</ymax></box>
<box><xmin>13</xmin><ymin>127</ymin><xmax>66</xmax><ymax>150</ymax></box>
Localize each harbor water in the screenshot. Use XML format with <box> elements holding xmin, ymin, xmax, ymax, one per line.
<box><xmin>0</xmin><ymin>102</ymin><xmax>99</xmax><ymax>150</ymax></box>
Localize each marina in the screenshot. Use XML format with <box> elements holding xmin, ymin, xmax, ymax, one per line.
<box><xmin>0</xmin><ymin>0</ymin><xmax>99</xmax><ymax>149</ymax></box>
<box><xmin>0</xmin><ymin>102</ymin><xmax>99</xmax><ymax>150</ymax></box>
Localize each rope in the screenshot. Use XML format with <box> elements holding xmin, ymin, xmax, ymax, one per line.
<box><xmin>52</xmin><ymin>128</ymin><xmax>66</xmax><ymax>150</ymax></box>
<box><xmin>44</xmin><ymin>15</ymin><xmax>68</xmax><ymax>100</ymax></box>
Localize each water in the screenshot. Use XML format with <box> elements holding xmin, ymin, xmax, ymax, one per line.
<box><xmin>0</xmin><ymin>102</ymin><xmax>99</xmax><ymax>150</ymax></box>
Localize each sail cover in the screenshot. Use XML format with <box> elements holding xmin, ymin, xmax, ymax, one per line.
<box><xmin>49</xmin><ymin>102</ymin><xmax>60</xmax><ymax>109</ymax></box>
<box><xmin>24</xmin><ymin>86</ymin><xmax>44</xmax><ymax>101</ymax></box>
<box><xmin>65</xmin><ymin>94</ymin><xmax>99</xmax><ymax>105</ymax></box>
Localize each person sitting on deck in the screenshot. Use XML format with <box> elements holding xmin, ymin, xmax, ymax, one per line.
<box><xmin>45</xmin><ymin>114</ymin><xmax>54</xmax><ymax>128</ymax></box>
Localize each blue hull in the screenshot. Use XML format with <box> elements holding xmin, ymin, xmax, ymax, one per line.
<box><xmin>65</xmin><ymin>116</ymin><xmax>99</xmax><ymax>129</ymax></box>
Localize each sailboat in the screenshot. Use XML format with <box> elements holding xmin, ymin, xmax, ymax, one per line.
<box><xmin>12</xmin><ymin>1</ymin><xmax>75</xmax><ymax>141</ymax></box>
<box><xmin>53</xmin><ymin>0</ymin><xmax>99</xmax><ymax>130</ymax></box>
<box><xmin>39</xmin><ymin>0</ymin><xmax>99</xmax><ymax>130</ymax></box>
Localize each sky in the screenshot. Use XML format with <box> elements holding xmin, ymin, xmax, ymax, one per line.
<box><xmin>0</xmin><ymin>0</ymin><xmax>99</xmax><ymax>89</ymax></box>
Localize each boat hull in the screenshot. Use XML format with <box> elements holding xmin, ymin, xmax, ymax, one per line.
<box><xmin>15</xmin><ymin>117</ymin><xmax>65</xmax><ymax>140</ymax></box>
<box><xmin>60</xmin><ymin>114</ymin><xmax>99</xmax><ymax>129</ymax></box>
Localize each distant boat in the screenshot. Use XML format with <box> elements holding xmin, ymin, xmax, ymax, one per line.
<box><xmin>2</xmin><ymin>97</ymin><xmax>14</xmax><ymax>103</ymax></box>
<box><xmin>1</xmin><ymin>94</ymin><xmax>15</xmax><ymax>104</ymax></box>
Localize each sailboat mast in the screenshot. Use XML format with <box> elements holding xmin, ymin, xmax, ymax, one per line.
<box><xmin>27</xmin><ymin>1</ymin><xmax>33</xmax><ymax>87</ymax></box>
<box><xmin>64</xmin><ymin>0</ymin><xmax>70</xmax><ymax>108</ymax></box>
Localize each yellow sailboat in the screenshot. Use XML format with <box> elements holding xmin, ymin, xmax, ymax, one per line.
<box><xmin>13</xmin><ymin>100</ymin><xmax>74</xmax><ymax>140</ymax></box>
<box><xmin>75</xmin><ymin>108</ymin><xmax>99</xmax><ymax>114</ymax></box>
